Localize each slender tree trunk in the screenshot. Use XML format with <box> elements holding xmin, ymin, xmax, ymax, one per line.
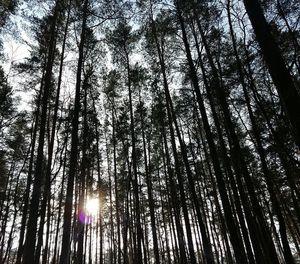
<box><xmin>227</xmin><ymin>2</ymin><xmax>294</xmax><ymax>262</ymax></box>
<box><xmin>124</xmin><ymin>47</ymin><xmax>144</xmax><ymax>264</ymax></box>
<box><xmin>111</xmin><ymin>102</ymin><xmax>121</xmax><ymax>264</ymax></box>
<box><xmin>35</xmin><ymin>2</ymin><xmax>71</xmax><ymax>261</ymax></box>
<box><xmin>0</xmin><ymin>157</ymin><xmax>26</xmax><ymax>264</ymax></box>
<box><xmin>104</xmin><ymin>118</ymin><xmax>115</xmax><ymax>264</ymax></box>
<box><xmin>189</xmin><ymin>4</ymin><xmax>280</xmax><ymax>262</ymax></box>
<box><xmin>242</xmin><ymin>0</ymin><xmax>300</xmax><ymax>148</ymax></box>
<box><xmin>139</xmin><ymin>93</ymin><xmax>160</xmax><ymax>264</ymax></box>
<box><xmin>59</xmin><ymin>1</ymin><xmax>89</xmax><ymax>263</ymax></box>
<box><xmin>91</xmin><ymin>94</ymin><xmax>103</xmax><ymax>264</ymax></box>
<box><xmin>77</xmin><ymin>75</ymin><xmax>90</xmax><ymax>264</ymax></box>
<box><xmin>16</xmin><ymin>66</ymin><xmax>45</xmax><ymax>264</ymax></box>
<box><xmin>41</xmin><ymin>194</ymin><xmax>52</xmax><ymax>264</ymax></box>
<box><xmin>161</xmin><ymin>127</ymin><xmax>187</xmax><ymax>264</ymax></box>
<box><xmin>189</xmin><ymin>14</ymin><xmax>267</xmax><ymax>263</ymax></box>
<box><xmin>52</xmin><ymin>128</ymin><xmax>69</xmax><ymax>264</ymax></box>
<box><xmin>22</xmin><ymin>1</ymin><xmax>60</xmax><ymax>262</ymax></box>
<box><xmin>175</xmin><ymin>4</ymin><xmax>248</xmax><ymax>262</ymax></box>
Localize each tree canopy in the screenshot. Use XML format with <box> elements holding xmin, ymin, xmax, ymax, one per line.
<box><xmin>0</xmin><ymin>0</ymin><xmax>299</xmax><ymax>263</ymax></box>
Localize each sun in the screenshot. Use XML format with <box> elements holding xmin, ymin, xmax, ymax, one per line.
<box><xmin>85</xmin><ymin>198</ymin><xmax>99</xmax><ymax>215</ymax></box>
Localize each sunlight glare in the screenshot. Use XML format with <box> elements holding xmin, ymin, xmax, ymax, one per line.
<box><xmin>85</xmin><ymin>198</ymin><xmax>99</xmax><ymax>216</ymax></box>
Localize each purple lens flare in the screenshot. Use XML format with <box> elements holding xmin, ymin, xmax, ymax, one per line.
<box><xmin>78</xmin><ymin>210</ymin><xmax>93</xmax><ymax>224</ymax></box>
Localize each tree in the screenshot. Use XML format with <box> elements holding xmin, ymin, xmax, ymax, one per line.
<box><xmin>0</xmin><ymin>0</ymin><xmax>299</xmax><ymax>263</ymax></box>
<box><xmin>242</xmin><ymin>0</ymin><xmax>300</xmax><ymax>148</ymax></box>
<box><xmin>59</xmin><ymin>0</ymin><xmax>89</xmax><ymax>263</ymax></box>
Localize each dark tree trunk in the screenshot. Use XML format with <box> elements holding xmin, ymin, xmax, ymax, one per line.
<box><xmin>243</xmin><ymin>0</ymin><xmax>300</xmax><ymax>148</ymax></box>
<box><xmin>35</xmin><ymin>2</ymin><xmax>70</xmax><ymax>261</ymax></box>
<box><xmin>150</xmin><ymin>15</ymin><xmax>201</xmax><ymax>264</ymax></box>
<box><xmin>124</xmin><ymin>48</ymin><xmax>144</xmax><ymax>264</ymax></box>
<box><xmin>22</xmin><ymin>1</ymin><xmax>60</xmax><ymax>262</ymax></box>
<box><xmin>138</xmin><ymin>96</ymin><xmax>160</xmax><ymax>264</ymax></box>
<box><xmin>227</xmin><ymin>2</ymin><xmax>294</xmax><ymax>263</ymax></box>
<box><xmin>52</xmin><ymin>128</ymin><xmax>69</xmax><ymax>264</ymax></box>
<box><xmin>16</xmin><ymin>68</ymin><xmax>44</xmax><ymax>264</ymax></box>
<box><xmin>59</xmin><ymin>0</ymin><xmax>89</xmax><ymax>263</ymax></box>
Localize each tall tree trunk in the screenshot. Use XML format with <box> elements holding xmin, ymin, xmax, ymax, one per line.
<box><xmin>77</xmin><ymin>75</ymin><xmax>90</xmax><ymax>264</ymax></box>
<box><xmin>188</xmin><ymin>4</ymin><xmax>280</xmax><ymax>262</ymax></box>
<box><xmin>35</xmin><ymin>2</ymin><xmax>70</xmax><ymax>261</ymax></box>
<box><xmin>227</xmin><ymin>2</ymin><xmax>294</xmax><ymax>262</ymax></box>
<box><xmin>52</xmin><ymin>127</ymin><xmax>69</xmax><ymax>264</ymax></box>
<box><xmin>59</xmin><ymin>0</ymin><xmax>89</xmax><ymax>263</ymax></box>
<box><xmin>177</xmin><ymin>3</ymin><xmax>268</xmax><ymax>263</ymax></box>
<box><xmin>150</xmin><ymin>19</ymin><xmax>199</xmax><ymax>264</ymax></box>
<box><xmin>22</xmin><ymin>1</ymin><xmax>60</xmax><ymax>262</ymax></box>
<box><xmin>139</xmin><ymin>93</ymin><xmax>160</xmax><ymax>264</ymax></box>
<box><xmin>91</xmin><ymin>93</ymin><xmax>103</xmax><ymax>264</ymax></box>
<box><xmin>124</xmin><ymin>48</ymin><xmax>144</xmax><ymax>264</ymax></box>
<box><xmin>112</xmin><ymin>102</ymin><xmax>121</xmax><ymax>264</ymax></box>
<box><xmin>189</xmin><ymin>15</ymin><xmax>265</xmax><ymax>263</ymax></box>
<box><xmin>16</xmin><ymin>66</ymin><xmax>45</xmax><ymax>264</ymax></box>
<box><xmin>242</xmin><ymin>0</ymin><xmax>300</xmax><ymax>148</ymax></box>
<box><xmin>160</xmin><ymin>125</ymin><xmax>188</xmax><ymax>264</ymax></box>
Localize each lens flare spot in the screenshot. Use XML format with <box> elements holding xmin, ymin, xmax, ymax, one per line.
<box><xmin>79</xmin><ymin>210</ymin><xmax>92</xmax><ymax>224</ymax></box>
<box><xmin>85</xmin><ymin>198</ymin><xmax>99</xmax><ymax>216</ymax></box>
<box><xmin>78</xmin><ymin>198</ymin><xmax>100</xmax><ymax>224</ymax></box>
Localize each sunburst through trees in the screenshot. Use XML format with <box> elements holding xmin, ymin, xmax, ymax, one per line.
<box><xmin>0</xmin><ymin>0</ymin><xmax>299</xmax><ymax>263</ymax></box>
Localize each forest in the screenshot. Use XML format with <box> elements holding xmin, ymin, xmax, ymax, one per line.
<box><xmin>0</xmin><ymin>0</ymin><xmax>299</xmax><ymax>263</ymax></box>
